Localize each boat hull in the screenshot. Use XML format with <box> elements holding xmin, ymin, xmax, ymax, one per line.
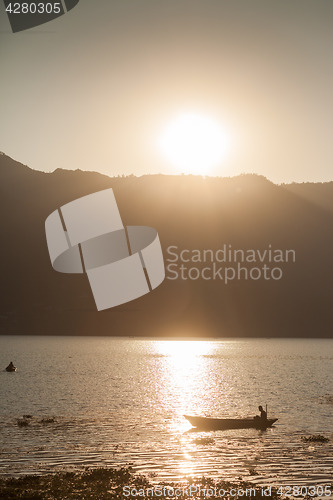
<box><xmin>184</xmin><ymin>415</ymin><xmax>278</xmax><ymax>430</ymax></box>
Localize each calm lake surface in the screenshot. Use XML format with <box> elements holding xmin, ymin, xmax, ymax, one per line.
<box><xmin>0</xmin><ymin>336</ymin><xmax>332</xmax><ymax>488</ymax></box>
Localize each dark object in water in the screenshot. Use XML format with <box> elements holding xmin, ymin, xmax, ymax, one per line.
<box><xmin>193</xmin><ymin>436</ymin><xmax>215</xmax><ymax>445</ymax></box>
<box><xmin>184</xmin><ymin>415</ymin><xmax>278</xmax><ymax>430</ymax></box>
<box><xmin>17</xmin><ymin>418</ymin><xmax>29</xmax><ymax>427</ymax></box>
<box><xmin>302</xmin><ymin>434</ymin><xmax>329</xmax><ymax>443</ymax></box>
<box><xmin>41</xmin><ymin>417</ymin><xmax>55</xmax><ymax>424</ymax></box>
<box><xmin>5</xmin><ymin>362</ymin><xmax>16</xmax><ymax>372</ymax></box>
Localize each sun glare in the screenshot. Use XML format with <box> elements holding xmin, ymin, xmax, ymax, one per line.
<box><xmin>158</xmin><ymin>113</ymin><xmax>229</xmax><ymax>175</ymax></box>
<box><xmin>154</xmin><ymin>340</ymin><xmax>211</xmax><ymax>358</ymax></box>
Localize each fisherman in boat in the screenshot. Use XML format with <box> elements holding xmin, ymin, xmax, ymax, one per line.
<box><xmin>6</xmin><ymin>361</ymin><xmax>16</xmax><ymax>372</ymax></box>
<box><xmin>258</xmin><ymin>405</ymin><xmax>267</xmax><ymax>421</ymax></box>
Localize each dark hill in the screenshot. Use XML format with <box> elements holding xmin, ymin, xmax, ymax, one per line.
<box><xmin>0</xmin><ymin>152</ymin><xmax>332</xmax><ymax>337</ymax></box>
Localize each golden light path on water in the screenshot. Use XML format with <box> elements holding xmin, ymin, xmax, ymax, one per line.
<box><xmin>151</xmin><ymin>340</ymin><xmax>229</xmax><ymax>478</ymax></box>
<box><xmin>153</xmin><ymin>339</ymin><xmax>214</xmax><ymax>415</ymax></box>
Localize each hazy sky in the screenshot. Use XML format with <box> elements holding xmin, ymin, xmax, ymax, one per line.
<box><xmin>1</xmin><ymin>0</ymin><xmax>332</xmax><ymax>183</ymax></box>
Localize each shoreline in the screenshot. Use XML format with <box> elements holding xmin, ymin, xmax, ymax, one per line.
<box><xmin>0</xmin><ymin>467</ymin><xmax>285</xmax><ymax>499</ymax></box>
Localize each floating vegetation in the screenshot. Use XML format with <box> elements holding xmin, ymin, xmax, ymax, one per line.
<box><xmin>318</xmin><ymin>394</ymin><xmax>333</xmax><ymax>405</ymax></box>
<box><xmin>41</xmin><ymin>417</ymin><xmax>56</xmax><ymax>424</ymax></box>
<box><xmin>17</xmin><ymin>418</ymin><xmax>30</xmax><ymax>427</ymax></box>
<box><xmin>16</xmin><ymin>416</ymin><xmax>57</xmax><ymax>428</ymax></box>
<box><xmin>302</xmin><ymin>434</ymin><xmax>329</xmax><ymax>443</ymax></box>
<box><xmin>0</xmin><ymin>466</ymin><xmax>282</xmax><ymax>499</ymax></box>
<box><xmin>193</xmin><ymin>437</ymin><xmax>215</xmax><ymax>445</ymax></box>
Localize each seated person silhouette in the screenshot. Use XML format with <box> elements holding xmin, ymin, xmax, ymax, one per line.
<box><xmin>258</xmin><ymin>405</ymin><xmax>267</xmax><ymax>421</ymax></box>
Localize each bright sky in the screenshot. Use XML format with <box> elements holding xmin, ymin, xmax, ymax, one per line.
<box><xmin>0</xmin><ymin>0</ymin><xmax>332</xmax><ymax>183</ymax></box>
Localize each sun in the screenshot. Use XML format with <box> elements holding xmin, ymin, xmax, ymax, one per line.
<box><xmin>158</xmin><ymin>112</ymin><xmax>229</xmax><ymax>175</ymax></box>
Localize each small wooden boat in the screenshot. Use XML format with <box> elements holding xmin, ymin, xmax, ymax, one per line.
<box><xmin>184</xmin><ymin>415</ymin><xmax>278</xmax><ymax>430</ymax></box>
<box><xmin>5</xmin><ymin>364</ymin><xmax>17</xmax><ymax>372</ymax></box>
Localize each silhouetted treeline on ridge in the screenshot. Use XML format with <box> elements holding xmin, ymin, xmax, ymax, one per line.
<box><xmin>0</xmin><ymin>152</ymin><xmax>332</xmax><ymax>337</ymax></box>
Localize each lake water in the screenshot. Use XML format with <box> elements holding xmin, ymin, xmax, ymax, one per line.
<box><xmin>0</xmin><ymin>336</ymin><xmax>332</xmax><ymax>489</ymax></box>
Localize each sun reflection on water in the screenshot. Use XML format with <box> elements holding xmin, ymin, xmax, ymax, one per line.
<box><xmin>154</xmin><ymin>340</ymin><xmax>212</xmax><ymax>359</ymax></box>
<box><xmin>150</xmin><ymin>340</ymin><xmax>235</xmax><ymax>477</ymax></box>
<box><xmin>152</xmin><ymin>341</ymin><xmax>215</xmax><ymax>424</ymax></box>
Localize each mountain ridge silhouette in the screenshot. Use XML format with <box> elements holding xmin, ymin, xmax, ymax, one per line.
<box><xmin>0</xmin><ymin>152</ymin><xmax>332</xmax><ymax>337</ymax></box>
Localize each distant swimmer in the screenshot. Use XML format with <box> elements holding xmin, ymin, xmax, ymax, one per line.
<box><xmin>5</xmin><ymin>361</ymin><xmax>16</xmax><ymax>372</ymax></box>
